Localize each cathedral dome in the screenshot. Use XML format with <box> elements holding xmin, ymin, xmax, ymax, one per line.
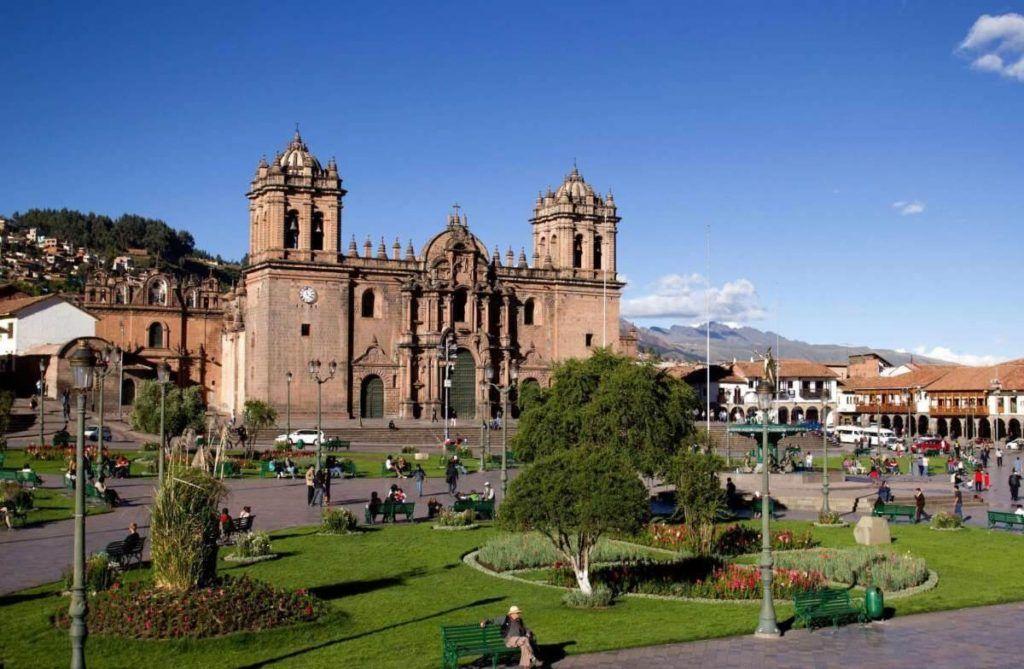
<box><xmin>278</xmin><ymin>129</ymin><xmax>322</xmax><ymax>171</ymax></box>
<box><xmin>554</xmin><ymin>167</ymin><xmax>595</xmax><ymax>200</ymax></box>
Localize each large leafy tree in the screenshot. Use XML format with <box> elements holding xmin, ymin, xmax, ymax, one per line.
<box><xmin>673</xmin><ymin>451</ymin><xmax>726</xmax><ymax>556</ymax></box>
<box><xmin>511</xmin><ymin>350</ymin><xmax>697</xmax><ymax>476</ymax></box>
<box><xmin>499</xmin><ymin>446</ymin><xmax>648</xmax><ymax>594</ymax></box>
<box><xmin>131</xmin><ymin>381</ymin><xmax>206</xmax><ymax>437</ymax></box>
<box><xmin>242</xmin><ymin>400</ymin><xmax>277</xmax><ymax>458</ymax></box>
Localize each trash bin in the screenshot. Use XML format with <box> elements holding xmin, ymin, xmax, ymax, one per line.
<box><xmin>865</xmin><ymin>585</ymin><xmax>884</xmax><ymax>620</ymax></box>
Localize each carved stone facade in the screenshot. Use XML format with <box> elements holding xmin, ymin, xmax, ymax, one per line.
<box><xmin>219</xmin><ymin>132</ymin><xmax>630</xmax><ymax>420</ymax></box>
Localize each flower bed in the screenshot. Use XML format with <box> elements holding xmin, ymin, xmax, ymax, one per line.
<box><xmin>25</xmin><ymin>444</ymin><xmax>70</xmax><ymax>461</ymax></box>
<box><xmin>432</xmin><ymin>509</ymin><xmax>477</xmax><ymax>531</ymax></box>
<box><xmin>54</xmin><ymin>576</ymin><xmax>322</xmax><ymax>639</ymax></box>
<box><xmin>771</xmin><ymin>548</ymin><xmax>929</xmax><ymax>592</ymax></box>
<box><xmin>320</xmin><ymin>508</ymin><xmax>359</xmax><ymax>535</ymax></box>
<box><xmin>640</xmin><ymin>523</ymin><xmax>817</xmax><ymax>556</ymax></box>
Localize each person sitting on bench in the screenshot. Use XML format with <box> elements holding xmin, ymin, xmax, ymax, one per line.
<box><xmin>112</xmin><ymin>455</ymin><xmax>131</xmax><ymax>479</ymax></box>
<box><xmin>483</xmin><ymin>481</ymin><xmax>495</xmax><ymax>501</ymax></box>
<box><xmin>124</xmin><ymin>522</ymin><xmax>141</xmax><ymax>550</ymax></box>
<box><xmin>366</xmin><ymin>491</ymin><xmax>382</xmax><ymax>523</ymax></box>
<box><xmin>94</xmin><ymin>476</ymin><xmax>122</xmax><ymax>506</ymax></box>
<box><xmin>480</xmin><ymin>605</ymin><xmax>539</xmax><ymax>668</ymax></box>
<box><xmin>218</xmin><ymin>508</ymin><xmax>233</xmax><ymax>537</ymax></box>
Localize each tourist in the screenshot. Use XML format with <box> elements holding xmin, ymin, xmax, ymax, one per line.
<box><xmin>238</xmin><ymin>505</ymin><xmax>252</xmax><ymax>519</ymax></box>
<box><xmin>983</xmin><ymin>469</ymin><xmax>991</xmax><ymax>491</ymax></box>
<box><xmin>953</xmin><ymin>486</ymin><xmax>963</xmax><ymax>518</ymax></box>
<box><xmin>445</xmin><ymin>458</ymin><xmax>459</xmax><ymax>496</ymax></box>
<box><xmin>480</xmin><ymin>605</ymin><xmax>538</xmax><ymax>668</ymax></box>
<box><xmin>877</xmin><ymin>480</ymin><xmax>893</xmax><ymax>504</ymax></box>
<box><xmin>1015</xmin><ymin>457</ymin><xmax>1022</xmax><ymax>475</ymax></box>
<box><xmin>112</xmin><ymin>454</ymin><xmax>131</xmax><ymax>479</ymax></box>
<box><xmin>1015</xmin><ymin>504</ymin><xmax>1024</xmax><ymax>517</ymax></box>
<box><xmin>218</xmin><ymin>508</ymin><xmax>233</xmax><ymax>537</ymax></box>
<box><xmin>483</xmin><ymin>481</ymin><xmax>495</xmax><ymax>501</ymax></box>
<box><xmin>396</xmin><ymin>457</ymin><xmax>410</xmax><ymax>478</ymax></box>
<box><xmin>996</xmin><ymin>447</ymin><xmax>1004</xmax><ymax>468</ymax></box>
<box><xmin>913</xmin><ymin>488</ymin><xmax>928</xmax><ymax>523</ymax></box>
<box><xmin>921</xmin><ymin>454</ymin><xmax>930</xmax><ymax>478</ymax></box>
<box><xmin>305</xmin><ymin>465</ymin><xmax>316</xmax><ymax>506</ymax></box>
<box><xmin>973</xmin><ymin>468</ymin><xmax>984</xmax><ymax>493</ymax></box>
<box><xmin>413</xmin><ymin>464</ymin><xmax>426</xmax><ymax>497</ymax></box>
<box><xmin>0</xmin><ymin>496</ymin><xmax>15</xmax><ymax>530</ymax></box>
<box><xmin>124</xmin><ymin>522</ymin><xmax>141</xmax><ymax>549</ymax></box>
<box><xmin>384</xmin><ymin>455</ymin><xmax>396</xmax><ymax>477</ymax></box>
<box><xmin>725</xmin><ymin>477</ymin><xmax>737</xmax><ymax>507</ymax></box>
<box><xmin>61</xmin><ymin>388</ymin><xmax>71</xmax><ymax>421</ymax></box>
<box><xmin>312</xmin><ymin>469</ymin><xmax>327</xmax><ymax>507</ymax></box>
<box><xmin>366</xmin><ymin>491</ymin><xmax>383</xmax><ymax>524</ymax></box>
<box><xmin>282</xmin><ymin>456</ymin><xmax>297</xmax><ymax>479</ymax></box>
<box><xmin>916</xmin><ymin>454</ymin><xmax>925</xmax><ymax>477</ymax></box>
<box><xmin>394</xmin><ymin>487</ymin><xmax>406</xmax><ymax>503</ymax></box>
<box><xmin>427</xmin><ymin>497</ymin><xmax>443</xmax><ymax>518</ymax></box>
<box><xmin>431</xmin><ymin>408</ymin><xmax>437</xmax><ymax>423</ymax></box>
<box><xmin>321</xmin><ymin>467</ymin><xmax>331</xmax><ymax>506</ymax></box>
<box><xmin>804</xmin><ymin>451</ymin><xmax>814</xmax><ymax>470</ymax></box>
<box><xmin>1009</xmin><ymin>471</ymin><xmax>1022</xmax><ymax>502</ymax></box>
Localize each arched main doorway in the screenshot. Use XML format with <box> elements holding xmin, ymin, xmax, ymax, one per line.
<box><xmin>805</xmin><ymin>407</ymin><xmax>819</xmax><ymax>424</ymax></box>
<box><xmin>937</xmin><ymin>418</ymin><xmax>948</xmax><ymax>438</ymax></box>
<box><xmin>950</xmin><ymin>418</ymin><xmax>962</xmax><ymax>440</ymax></box>
<box><xmin>791</xmin><ymin>407</ymin><xmax>804</xmax><ymax>424</ymax></box>
<box><xmin>918</xmin><ymin>415</ymin><xmax>929</xmax><ymax>436</ymax></box>
<box><xmin>449</xmin><ymin>348</ymin><xmax>476</xmax><ymax>420</ymax></box>
<box><xmin>1010</xmin><ymin>419</ymin><xmax>1022</xmax><ymax>440</ymax></box>
<box><xmin>360</xmin><ymin>375</ymin><xmax>384</xmax><ymax>418</ymax></box>
<box><xmin>881</xmin><ymin>415</ymin><xmax>891</xmax><ymax>430</ymax></box>
<box><xmin>777</xmin><ymin>407</ymin><xmax>789</xmax><ymax>425</ymax></box>
<box><xmin>893</xmin><ymin>415</ymin><xmax>904</xmax><ymax>436</ymax></box>
<box><xmin>979</xmin><ymin>419</ymin><xmax>992</xmax><ymax>440</ymax></box>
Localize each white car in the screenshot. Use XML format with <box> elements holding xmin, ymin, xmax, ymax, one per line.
<box><xmin>1007</xmin><ymin>439</ymin><xmax>1024</xmax><ymax>451</ymax></box>
<box><xmin>83</xmin><ymin>425</ymin><xmax>113</xmax><ymax>442</ymax></box>
<box><xmin>275</xmin><ymin>429</ymin><xmax>324</xmax><ymax>446</ymax></box>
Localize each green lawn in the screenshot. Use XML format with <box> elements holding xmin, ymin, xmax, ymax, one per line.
<box><xmin>17</xmin><ymin>488</ymin><xmax>112</xmax><ymax>526</ymax></box>
<box><xmin>3</xmin><ymin>449</ymin><xmax>155</xmax><ymax>477</ymax></box>
<box><xmin>3</xmin><ymin>520</ymin><xmax>1024</xmax><ymax>668</ymax></box>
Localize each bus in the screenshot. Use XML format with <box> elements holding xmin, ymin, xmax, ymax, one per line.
<box><xmin>832</xmin><ymin>425</ymin><xmax>897</xmax><ymax>447</ymax></box>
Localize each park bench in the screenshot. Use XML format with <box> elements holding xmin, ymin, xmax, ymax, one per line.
<box><xmin>62</xmin><ymin>477</ymin><xmax>110</xmax><ymax>506</ymax></box>
<box><xmin>323</xmin><ymin>438</ymin><xmax>350</xmax><ymax>452</ymax></box>
<box><xmin>793</xmin><ymin>588</ymin><xmax>866</xmax><ymax>630</ymax></box>
<box><xmin>750</xmin><ymin>497</ymin><xmax>777</xmax><ymax>519</ymax></box>
<box><xmin>104</xmin><ymin>537</ymin><xmax>146</xmax><ymax>570</ymax></box>
<box><xmin>0</xmin><ymin>470</ymin><xmax>19</xmax><ymax>482</ymax></box>
<box><xmin>453</xmin><ymin>498</ymin><xmax>495</xmax><ymax>520</ymax></box>
<box><xmin>988</xmin><ymin>510</ymin><xmax>1024</xmax><ymax>530</ymax></box>
<box><xmin>383</xmin><ymin>501</ymin><xmax>415</xmax><ymax>523</ymax></box>
<box><xmin>2</xmin><ymin>503</ymin><xmax>28</xmax><ymax>527</ymax></box>
<box><xmin>214</xmin><ymin>460</ymin><xmax>243</xmax><ymax>478</ymax></box>
<box><xmin>872</xmin><ymin>504</ymin><xmax>916</xmax><ymax>523</ymax></box>
<box><xmin>16</xmin><ymin>470</ymin><xmax>43</xmax><ymax>487</ymax></box>
<box><xmin>260</xmin><ymin>460</ymin><xmax>301</xmax><ymax>478</ymax></box>
<box><xmin>220</xmin><ymin>516</ymin><xmax>255</xmax><ymax>544</ymax></box>
<box><xmin>441</xmin><ymin>623</ymin><xmax>518</xmax><ymax>669</ymax></box>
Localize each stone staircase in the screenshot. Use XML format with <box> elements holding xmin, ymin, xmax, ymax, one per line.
<box><xmin>254</xmin><ymin>424</ymin><xmax>518</xmax><ymax>450</ymax></box>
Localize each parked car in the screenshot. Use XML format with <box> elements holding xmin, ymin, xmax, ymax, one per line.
<box><xmin>274</xmin><ymin>429</ymin><xmax>325</xmax><ymax>446</ymax></box>
<box><xmin>910</xmin><ymin>437</ymin><xmax>948</xmax><ymax>455</ymax></box>
<box><xmin>83</xmin><ymin>425</ymin><xmax>113</xmax><ymax>443</ymax></box>
<box><xmin>1007</xmin><ymin>439</ymin><xmax>1024</xmax><ymax>451</ymax></box>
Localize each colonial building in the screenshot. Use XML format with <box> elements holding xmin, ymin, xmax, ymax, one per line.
<box><xmin>219</xmin><ymin>131</ymin><xmax>628</xmax><ymax>420</ymax></box>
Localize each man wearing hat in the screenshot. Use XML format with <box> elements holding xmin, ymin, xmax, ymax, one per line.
<box><xmin>481</xmin><ymin>605</ymin><xmax>539</xmax><ymax>667</ymax></box>
<box><xmin>483</xmin><ymin>481</ymin><xmax>495</xmax><ymax>501</ymax></box>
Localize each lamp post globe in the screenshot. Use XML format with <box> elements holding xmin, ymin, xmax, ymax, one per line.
<box><xmin>67</xmin><ymin>342</ymin><xmax>96</xmax><ymax>669</ymax></box>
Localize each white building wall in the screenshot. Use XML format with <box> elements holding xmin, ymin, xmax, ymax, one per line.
<box><xmin>15</xmin><ymin>300</ymin><xmax>96</xmax><ymax>354</ymax></box>
<box><xmin>0</xmin><ymin>316</ymin><xmax>16</xmax><ymax>356</ymax></box>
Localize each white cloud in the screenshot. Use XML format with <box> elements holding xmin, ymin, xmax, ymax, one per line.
<box><xmin>892</xmin><ymin>200</ymin><xmax>925</xmax><ymax>216</ymax></box>
<box><xmin>622</xmin><ymin>273</ymin><xmax>766</xmax><ymax>322</ymax></box>
<box><xmin>959</xmin><ymin>13</ymin><xmax>1024</xmax><ymax>82</ymax></box>
<box><xmin>913</xmin><ymin>345</ymin><xmax>1004</xmax><ymax>367</ymax></box>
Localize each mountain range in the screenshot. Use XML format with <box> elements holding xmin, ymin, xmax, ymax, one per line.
<box><xmin>625</xmin><ymin>320</ymin><xmax>943</xmax><ymax>366</ymax></box>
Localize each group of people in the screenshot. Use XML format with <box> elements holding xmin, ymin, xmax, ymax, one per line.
<box><xmin>217</xmin><ymin>505</ymin><xmax>252</xmax><ymax>537</ymax></box>
<box><xmin>304</xmin><ymin>465</ymin><xmax>332</xmax><ymax>507</ymax></box>
<box><xmin>267</xmin><ymin>456</ymin><xmax>298</xmax><ymax>478</ymax></box>
<box><xmin>65</xmin><ymin>458</ymin><xmax>124</xmax><ymax>507</ymax></box>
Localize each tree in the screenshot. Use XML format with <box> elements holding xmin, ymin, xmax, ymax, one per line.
<box><xmin>242</xmin><ymin>400</ymin><xmax>277</xmax><ymax>458</ymax></box>
<box><xmin>674</xmin><ymin>451</ymin><xmax>726</xmax><ymax>556</ymax></box>
<box><xmin>499</xmin><ymin>446</ymin><xmax>648</xmax><ymax>594</ymax></box>
<box><xmin>0</xmin><ymin>390</ymin><xmax>13</xmax><ymax>447</ymax></box>
<box><xmin>130</xmin><ymin>381</ymin><xmax>206</xmax><ymax>437</ymax></box>
<box><xmin>511</xmin><ymin>350</ymin><xmax>698</xmax><ymax>476</ymax></box>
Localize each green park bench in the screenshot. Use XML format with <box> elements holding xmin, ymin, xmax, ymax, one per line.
<box><xmin>63</xmin><ymin>478</ymin><xmax>110</xmax><ymax>506</ymax></box>
<box><xmin>751</xmin><ymin>497</ymin><xmax>777</xmax><ymax>519</ymax></box>
<box><xmin>383</xmin><ymin>501</ymin><xmax>415</xmax><ymax>523</ymax></box>
<box><xmin>333</xmin><ymin>460</ymin><xmax>358</xmax><ymax>478</ymax></box>
<box><xmin>214</xmin><ymin>461</ymin><xmax>243</xmax><ymax>478</ymax></box>
<box><xmin>0</xmin><ymin>470</ymin><xmax>19</xmax><ymax>482</ymax></box>
<box><xmin>793</xmin><ymin>588</ymin><xmax>866</xmax><ymax>630</ymax></box>
<box><xmin>16</xmin><ymin>470</ymin><xmax>43</xmax><ymax>487</ymax></box>
<box><xmin>988</xmin><ymin>510</ymin><xmax>1024</xmax><ymax>530</ymax></box>
<box><xmin>452</xmin><ymin>499</ymin><xmax>495</xmax><ymax>519</ymax></box>
<box><xmin>104</xmin><ymin>537</ymin><xmax>146</xmax><ymax>569</ymax></box>
<box><xmin>323</xmin><ymin>438</ymin><xmax>350</xmax><ymax>452</ymax></box>
<box><xmin>872</xmin><ymin>504</ymin><xmax>916</xmax><ymax>523</ymax></box>
<box><xmin>441</xmin><ymin>623</ymin><xmax>518</xmax><ymax>669</ymax></box>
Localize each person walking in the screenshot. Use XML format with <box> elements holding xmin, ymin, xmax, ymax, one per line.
<box><xmin>996</xmin><ymin>447</ymin><xmax>1004</xmax><ymax>468</ymax></box>
<box><xmin>305</xmin><ymin>465</ymin><xmax>316</xmax><ymax>506</ymax></box>
<box><xmin>413</xmin><ymin>464</ymin><xmax>426</xmax><ymax>497</ymax></box>
<box><xmin>917</xmin><ymin>454</ymin><xmax>925</xmax><ymax>477</ymax></box>
<box><xmin>953</xmin><ymin>486</ymin><xmax>963</xmax><ymax>518</ymax></box>
<box><xmin>445</xmin><ymin>458</ymin><xmax>459</xmax><ymax>496</ymax></box>
<box><xmin>61</xmin><ymin>389</ymin><xmax>71</xmax><ymax>422</ymax></box>
<box><xmin>1015</xmin><ymin>457</ymin><xmax>1023</xmax><ymax>475</ymax></box>
<box><xmin>1009</xmin><ymin>471</ymin><xmax>1021</xmax><ymax>502</ymax></box>
<box><xmin>322</xmin><ymin>467</ymin><xmax>332</xmax><ymax>506</ymax></box>
<box><xmin>913</xmin><ymin>488</ymin><xmax>928</xmax><ymax>523</ymax></box>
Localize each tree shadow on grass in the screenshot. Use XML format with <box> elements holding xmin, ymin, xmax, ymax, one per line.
<box><xmin>235</xmin><ymin>596</ymin><xmax>505</xmax><ymax>669</ymax></box>
<box><xmin>0</xmin><ymin>590</ymin><xmax>54</xmax><ymax>607</ymax></box>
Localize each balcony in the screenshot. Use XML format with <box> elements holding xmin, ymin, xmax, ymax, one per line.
<box><xmin>930</xmin><ymin>405</ymin><xmax>989</xmax><ymax>418</ymax></box>
<box><xmin>855</xmin><ymin>403</ymin><xmax>908</xmax><ymax>414</ymax></box>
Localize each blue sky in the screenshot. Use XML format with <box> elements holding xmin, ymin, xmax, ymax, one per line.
<box><xmin>2</xmin><ymin>2</ymin><xmax>1022</xmax><ymax>363</ymax></box>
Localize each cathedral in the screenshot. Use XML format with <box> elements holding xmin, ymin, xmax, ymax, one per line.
<box><xmin>219</xmin><ymin>131</ymin><xmax>634</xmax><ymax>420</ymax></box>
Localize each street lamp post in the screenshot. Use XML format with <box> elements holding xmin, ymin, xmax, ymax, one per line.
<box><xmin>68</xmin><ymin>342</ymin><xmax>96</xmax><ymax>669</ymax></box>
<box><xmin>754</xmin><ymin>377</ymin><xmax>780</xmax><ymax>638</ymax></box>
<box><xmin>439</xmin><ymin>333</ymin><xmax>457</xmax><ymax>444</ymax></box>
<box><xmin>157</xmin><ymin>361</ymin><xmax>171</xmax><ymax>487</ymax></box>
<box><xmin>285</xmin><ymin>372</ymin><xmax>293</xmax><ymax>447</ymax></box>
<box><xmin>481</xmin><ymin>360</ymin><xmax>517</xmax><ymax>499</ymax></box>
<box><xmin>93</xmin><ymin>346</ymin><xmax>119</xmax><ymax>477</ymax></box>
<box><xmin>308</xmin><ymin>359</ymin><xmax>337</xmax><ymax>471</ymax></box>
<box><xmin>38</xmin><ymin>358</ymin><xmax>46</xmax><ymax>447</ymax></box>
<box><xmin>821</xmin><ymin>391</ymin><xmax>830</xmax><ymax>514</ymax></box>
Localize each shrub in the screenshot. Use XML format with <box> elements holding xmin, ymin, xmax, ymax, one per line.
<box><xmin>931</xmin><ymin>512</ymin><xmax>963</xmax><ymax>530</ymax></box>
<box><xmin>817</xmin><ymin>510</ymin><xmax>843</xmax><ymax>525</ymax></box>
<box><xmin>2</xmin><ymin>481</ymin><xmax>32</xmax><ymax>510</ymax></box>
<box><xmin>62</xmin><ymin>553</ymin><xmax>117</xmax><ymax>594</ymax></box>
<box><xmin>141</xmin><ymin>442</ymin><xmax>161</xmax><ymax>452</ymax></box>
<box><xmin>131</xmin><ymin>382</ymin><xmax>206</xmax><ymax>437</ymax></box>
<box><xmin>150</xmin><ymin>466</ymin><xmax>226</xmax><ymax>592</ymax></box>
<box><xmin>233</xmin><ymin>531</ymin><xmax>272</xmax><ymax>559</ymax></box>
<box><xmin>772</xmin><ymin>548</ymin><xmax>928</xmax><ymax>591</ymax></box>
<box><xmin>478</xmin><ymin>533</ymin><xmax>658</xmax><ymax>572</ymax></box>
<box><xmin>673</xmin><ymin>451</ymin><xmax>726</xmax><ymax>556</ymax></box>
<box><xmin>562</xmin><ymin>585</ymin><xmax>614</xmax><ymax>608</ymax></box>
<box><xmin>435</xmin><ymin>509</ymin><xmax>475</xmax><ymax>527</ymax></box>
<box><xmin>321</xmin><ymin>507</ymin><xmax>359</xmax><ymax>534</ymax></box>
<box><xmin>133</xmin><ymin>457</ymin><xmax>157</xmax><ymax>475</ymax></box>
<box><xmin>54</xmin><ymin>575</ymin><xmax>322</xmax><ymax>638</ymax></box>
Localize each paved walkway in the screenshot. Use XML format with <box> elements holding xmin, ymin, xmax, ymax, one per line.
<box><xmin>0</xmin><ymin>468</ymin><xmax>506</xmax><ymax>595</ymax></box>
<box><xmin>555</xmin><ymin>601</ymin><xmax>1024</xmax><ymax>668</ymax></box>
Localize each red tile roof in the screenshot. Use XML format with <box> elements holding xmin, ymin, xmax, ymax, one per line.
<box><xmin>731</xmin><ymin>359</ymin><xmax>838</xmax><ymax>380</ymax></box>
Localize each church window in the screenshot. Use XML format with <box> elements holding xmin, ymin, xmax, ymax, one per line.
<box><xmin>148</xmin><ymin>280</ymin><xmax>167</xmax><ymax>306</ymax></box>
<box><xmin>594</xmin><ymin>235</ymin><xmax>603</xmax><ymax>270</ymax></box>
<box><xmin>301</xmin><ymin>324</ymin><xmax>310</xmax><ymax>337</ymax></box>
<box><xmin>523</xmin><ymin>298</ymin><xmax>535</xmax><ymax>326</ymax></box>
<box><xmin>361</xmin><ymin>290</ymin><xmax>376</xmax><ymax>318</ymax></box>
<box><xmin>285</xmin><ymin>210</ymin><xmax>299</xmax><ymax>249</ymax></box>
<box><xmin>452</xmin><ymin>289</ymin><xmax>468</xmax><ymax>323</ymax></box>
<box><xmin>585</xmin><ymin>333</ymin><xmax>594</xmax><ymax>348</ymax></box>
<box><xmin>115</xmin><ymin>289</ymin><xmax>125</xmax><ymax>305</ymax></box>
<box><xmin>311</xmin><ymin>211</ymin><xmax>324</xmax><ymax>251</ymax></box>
<box><xmin>573</xmin><ymin>234</ymin><xmax>584</xmax><ymax>268</ymax></box>
<box><xmin>148</xmin><ymin>322</ymin><xmax>166</xmax><ymax>348</ymax></box>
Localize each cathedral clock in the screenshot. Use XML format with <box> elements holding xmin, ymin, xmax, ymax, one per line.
<box><xmin>299</xmin><ymin>286</ymin><xmax>318</xmax><ymax>304</ymax></box>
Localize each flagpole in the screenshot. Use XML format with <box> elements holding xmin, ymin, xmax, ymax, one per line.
<box><xmin>705</xmin><ymin>224</ymin><xmax>711</xmax><ymax>438</ymax></box>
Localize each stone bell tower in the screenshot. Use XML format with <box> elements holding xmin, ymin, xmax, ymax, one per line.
<box><xmin>530</xmin><ymin>166</ymin><xmax>619</xmax><ymax>276</ymax></box>
<box><xmin>247</xmin><ymin>129</ymin><xmax>346</xmax><ymax>264</ymax></box>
